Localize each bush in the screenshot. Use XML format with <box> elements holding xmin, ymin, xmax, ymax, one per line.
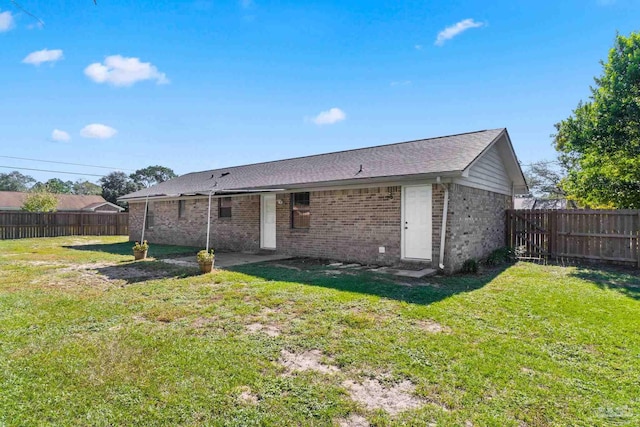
<box><xmin>485</xmin><ymin>247</ymin><xmax>515</xmax><ymax>266</ymax></box>
<box><xmin>461</xmin><ymin>259</ymin><xmax>479</xmax><ymax>274</ymax></box>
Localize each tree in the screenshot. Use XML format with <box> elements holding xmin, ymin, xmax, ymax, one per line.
<box><xmin>0</xmin><ymin>171</ymin><xmax>36</xmax><ymax>192</ymax></box>
<box><xmin>523</xmin><ymin>161</ymin><xmax>566</xmax><ymax>199</ymax></box>
<box><xmin>554</xmin><ymin>32</ymin><xmax>640</xmax><ymax>208</ymax></box>
<box><xmin>99</xmin><ymin>171</ymin><xmax>138</xmax><ymax>206</ymax></box>
<box><xmin>130</xmin><ymin>165</ymin><xmax>177</xmax><ymax>189</ymax></box>
<box><xmin>22</xmin><ymin>189</ymin><xmax>58</xmax><ymax>212</ymax></box>
<box><xmin>72</xmin><ymin>180</ymin><xmax>102</xmax><ymax>195</ymax></box>
<box><xmin>39</xmin><ymin>178</ymin><xmax>74</xmax><ymax>194</ymax></box>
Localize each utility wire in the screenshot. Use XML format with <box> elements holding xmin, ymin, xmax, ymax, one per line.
<box><xmin>0</xmin><ymin>165</ymin><xmax>105</xmax><ymax>178</ymax></box>
<box><xmin>9</xmin><ymin>0</ymin><xmax>45</xmax><ymax>27</ymax></box>
<box><xmin>0</xmin><ymin>155</ymin><xmax>135</xmax><ymax>172</ymax></box>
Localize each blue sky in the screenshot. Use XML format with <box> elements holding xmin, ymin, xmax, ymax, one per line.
<box><xmin>1</xmin><ymin>0</ymin><xmax>639</xmax><ymax>183</ymax></box>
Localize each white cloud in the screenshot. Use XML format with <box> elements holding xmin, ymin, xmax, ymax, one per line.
<box><xmin>80</xmin><ymin>124</ymin><xmax>118</xmax><ymax>139</ymax></box>
<box><xmin>0</xmin><ymin>10</ymin><xmax>15</xmax><ymax>32</ymax></box>
<box><xmin>240</xmin><ymin>0</ymin><xmax>254</xmax><ymax>9</ymax></box>
<box><xmin>414</xmin><ymin>44</ymin><xmax>423</xmax><ymax>50</ymax></box>
<box><xmin>310</xmin><ymin>108</ymin><xmax>346</xmax><ymax>126</ymax></box>
<box><xmin>22</xmin><ymin>49</ymin><xmax>64</xmax><ymax>66</ymax></box>
<box><xmin>84</xmin><ymin>55</ymin><xmax>169</xmax><ymax>87</ymax></box>
<box><xmin>51</xmin><ymin>129</ymin><xmax>71</xmax><ymax>142</ymax></box>
<box><xmin>435</xmin><ymin>18</ymin><xmax>484</xmax><ymax>46</ymax></box>
<box><xmin>391</xmin><ymin>80</ymin><xmax>412</xmax><ymax>87</ymax></box>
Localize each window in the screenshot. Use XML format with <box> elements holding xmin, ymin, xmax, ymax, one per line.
<box><xmin>178</xmin><ymin>200</ymin><xmax>186</xmax><ymax>218</ymax></box>
<box><xmin>218</xmin><ymin>197</ymin><xmax>232</xmax><ymax>218</ymax></box>
<box><xmin>291</xmin><ymin>192</ymin><xmax>310</xmax><ymax>229</ymax></box>
<box><xmin>145</xmin><ymin>202</ymin><xmax>154</xmax><ymax>230</ymax></box>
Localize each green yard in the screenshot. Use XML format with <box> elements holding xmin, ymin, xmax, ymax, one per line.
<box><xmin>0</xmin><ymin>236</ymin><xmax>638</xmax><ymax>426</ymax></box>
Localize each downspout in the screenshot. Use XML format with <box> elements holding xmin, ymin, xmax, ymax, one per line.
<box><xmin>140</xmin><ymin>194</ymin><xmax>149</xmax><ymax>243</ymax></box>
<box><xmin>437</xmin><ymin>177</ymin><xmax>449</xmax><ymax>271</ymax></box>
<box><xmin>206</xmin><ymin>190</ymin><xmax>213</xmax><ymax>252</ymax></box>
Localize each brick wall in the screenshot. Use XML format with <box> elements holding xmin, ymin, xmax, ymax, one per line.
<box><xmin>444</xmin><ymin>184</ymin><xmax>512</xmax><ymax>273</ymax></box>
<box><xmin>128</xmin><ymin>183</ymin><xmax>512</xmax><ymax>271</ymax></box>
<box><xmin>275</xmin><ymin>186</ymin><xmax>402</xmax><ymax>265</ymax></box>
<box><xmin>128</xmin><ymin>196</ymin><xmax>260</xmax><ymax>251</ymax></box>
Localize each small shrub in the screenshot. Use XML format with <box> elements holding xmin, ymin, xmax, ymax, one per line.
<box><xmin>485</xmin><ymin>247</ymin><xmax>515</xmax><ymax>266</ymax></box>
<box><xmin>461</xmin><ymin>259</ymin><xmax>479</xmax><ymax>274</ymax></box>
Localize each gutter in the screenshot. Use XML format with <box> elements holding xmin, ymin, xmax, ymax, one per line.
<box><xmin>437</xmin><ymin>177</ymin><xmax>449</xmax><ymax>271</ymax></box>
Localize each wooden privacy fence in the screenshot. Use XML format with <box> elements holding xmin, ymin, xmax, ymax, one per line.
<box><xmin>506</xmin><ymin>209</ymin><xmax>640</xmax><ymax>267</ymax></box>
<box><xmin>0</xmin><ymin>211</ymin><xmax>129</xmax><ymax>240</ymax></box>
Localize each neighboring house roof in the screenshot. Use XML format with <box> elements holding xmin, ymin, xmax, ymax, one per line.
<box><xmin>0</xmin><ymin>192</ymin><xmax>124</xmax><ymax>212</ymax></box>
<box><xmin>81</xmin><ymin>201</ymin><xmax>125</xmax><ymax>212</ymax></box>
<box><xmin>120</xmin><ymin>128</ymin><xmax>527</xmax><ymax>201</ymax></box>
<box><xmin>514</xmin><ymin>197</ymin><xmax>577</xmax><ymax>210</ymax></box>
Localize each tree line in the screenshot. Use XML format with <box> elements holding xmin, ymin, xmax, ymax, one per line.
<box><xmin>0</xmin><ymin>166</ymin><xmax>176</xmax><ymax>212</ymax></box>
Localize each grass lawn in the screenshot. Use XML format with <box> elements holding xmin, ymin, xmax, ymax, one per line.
<box><xmin>1</xmin><ymin>236</ymin><xmax>639</xmax><ymax>426</ymax></box>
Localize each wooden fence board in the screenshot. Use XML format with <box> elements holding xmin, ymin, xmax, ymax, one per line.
<box><xmin>506</xmin><ymin>209</ymin><xmax>639</xmax><ymax>268</ymax></box>
<box><xmin>0</xmin><ymin>212</ymin><xmax>128</xmax><ymax>240</ymax></box>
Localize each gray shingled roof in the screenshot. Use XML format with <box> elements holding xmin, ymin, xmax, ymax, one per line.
<box><xmin>120</xmin><ymin>129</ymin><xmax>506</xmax><ymax>200</ymax></box>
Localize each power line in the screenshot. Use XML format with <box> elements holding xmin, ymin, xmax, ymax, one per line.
<box><xmin>0</xmin><ymin>155</ymin><xmax>134</xmax><ymax>172</ymax></box>
<box><xmin>9</xmin><ymin>0</ymin><xmax>45</xmax><ymax>27</ymax></box>
<box><xmin>0</xmin><ymin>165</ymin><xmax>105</xmax><ymax>178</ymax></box>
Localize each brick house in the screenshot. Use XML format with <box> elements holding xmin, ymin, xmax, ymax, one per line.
<box><xmin>120</xmin><ymin>129</ymin><xmax>527</xmax><ymax>273</ymax></box>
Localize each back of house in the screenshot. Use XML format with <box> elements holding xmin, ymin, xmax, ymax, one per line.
<box><xmin>120</xmin><ymin>128</ymin><xmax>527</xmax><ymax>273</ymax></box>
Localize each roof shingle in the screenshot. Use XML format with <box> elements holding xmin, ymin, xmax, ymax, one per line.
<box><xmin>121</xmin><ymin>128</ymin><xmax>505</xmax><ymax>200</ymax></box>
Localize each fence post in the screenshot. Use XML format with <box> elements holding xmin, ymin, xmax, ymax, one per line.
<box><xmin>548</xmin><ymin>210</ymin><xmax>556</xmax><ymax>260</ymax></box>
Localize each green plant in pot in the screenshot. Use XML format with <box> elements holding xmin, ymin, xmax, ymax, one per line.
<box><xmin>133</xmin><ymin>240</ymin><xmax>149</xmax><ymax>260</ymax></box>
<box><xmin>197</xmin><ymin>249</ymin><xmax>215</xmax><ymax>273</ymax></box>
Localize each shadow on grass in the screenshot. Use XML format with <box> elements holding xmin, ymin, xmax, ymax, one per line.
<box><xmin>231</xmin><ymin>259</ymin><xmax>510</xmax><ymax>306</ymax></box>
<box><xmin>93</xmin><ymin>260</ymin><xmax>201</xmax><ymax>284</ymax></box>
<box><xmin>569</xmin><ymin>266</ymin><xmax>640</xmax><ymax>300</ymax></box>
<box><xmin>64</xmin><ymin>242</ymin><xmax>198</xmax><ymax>258</ymax></box>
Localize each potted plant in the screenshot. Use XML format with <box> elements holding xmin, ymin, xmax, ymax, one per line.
<box><xmin>197</xmin><ymin>249</ymin><xmax>215</xmax><ymax>273</ymax></box>
<box><xmin>133</xmin><ymin>240</ymin><xmax>149</xmax><ymax>260</ymax></box>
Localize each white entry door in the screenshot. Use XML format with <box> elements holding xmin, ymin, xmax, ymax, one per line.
<box><xmin>402</xmin><ymin>185</ymin><xmax>432</xmax><ymax>260</ymax></box>
<box><xmin>261</xmin><ymin>194</ymin><xmax>276</xmax><ymax>249</ymax></box>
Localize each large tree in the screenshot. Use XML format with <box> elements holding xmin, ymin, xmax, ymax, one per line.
<box><xmin>523</xmin><ymin>161</ymin><xmax>566</xmax><ymax>199</ymax></box>
<box><xmin>554</xmin><ymin>32</ymin><xmax>640</xmax><ymax>208</ymax></box>
<box><xmin>0</xmin><ymin>171</ymin><xmax>36</xmax><ymax>192</ymax></box>
<box><xmin>33</xmin><ymin>178</ymin><xmax>74</xmax><ymax>194</ymax></box>
<box><xmin>99</xmin><ymin>172</ymin><xmax>138</xmax><ymax>206</ymax></box>
<box><xmin>130</xmin><ymin>165</ymin><xmax>177</xmax><ymax>189</ymax></box>
<box><xmin>72</xmin><ymin>180</ymin><xmax>102</xmax><ymax>195</ymax></box>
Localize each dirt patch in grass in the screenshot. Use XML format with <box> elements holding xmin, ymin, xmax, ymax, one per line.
<box><xmin>342</xmin><ymin>379</ymin><xmax>425</xmax><ymax>415</ymax></box>
<box><xmin>413</xmin><ymin>319</ymin><xmax>450</xmax><ymax>333</ymax></box>
<box><xmin>279</xmin><ymin>349</ymin><xmax>340</xmax><ymax>375</ymax></box>
<box><xmin>246</xmin><ymin>322</ymin><xmax>281</xmax><ymax>337</ymax></box>
<box><xmin>41</xmin><ymin>262</ymin><xmax>174</xmax><ymax>288</ymax></box>
<box><xmin>236</xmin><ymin>386</ymin><xmax>259</xmax><ymax>405</ymax></box>
<box><xmin>192</xmin><ymin>316</ymin><xmax>219</xmax><ymax>328</ymax></box>
<box><xmin>337</xmin><ymin>414</ymin><xmax>370</xmax><ymax>427</ymax></box>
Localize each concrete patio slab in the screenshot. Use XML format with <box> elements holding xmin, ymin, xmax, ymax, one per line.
<box><xmin>385</xmin><ymin>267</ymin><xmax>438</xmax><ymax>278</ymax></box>
<box><xmin>160</xmin><ymin>252</ymin><xmax>293</xmax><ymax>269</ymax></box>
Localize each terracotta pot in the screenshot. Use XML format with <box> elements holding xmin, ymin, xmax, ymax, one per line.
<box><xmin>134</xmin><ymin>250</ymin><xmax>148</xmax><ymax>260</ymax></box>
<box><xmin>199</xmin><ymin>260</ymin><xmax>214</xmax><ymax>273</ymax></box>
